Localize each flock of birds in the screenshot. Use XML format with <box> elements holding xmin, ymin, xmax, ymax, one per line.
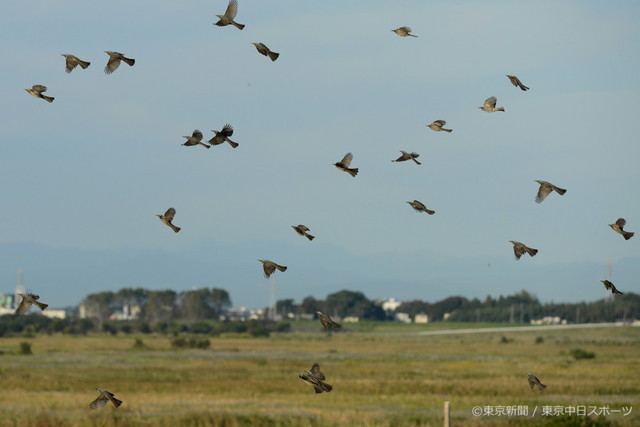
<box><xmin>16</xmin><ymin>0</ymin><xmax>635</xmax><ymax>407</ymax></box>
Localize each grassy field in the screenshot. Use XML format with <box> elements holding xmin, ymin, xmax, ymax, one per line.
<box><xmin>0</xmin><ymin>323</ymin><xmax>638</xmax><ymax>426</ymax></box>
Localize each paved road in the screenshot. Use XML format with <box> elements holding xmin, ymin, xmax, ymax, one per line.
<box><xmin>412</xmin><ymin>322</ymin><xmax>621</xmax><ymax>336</ymax></box>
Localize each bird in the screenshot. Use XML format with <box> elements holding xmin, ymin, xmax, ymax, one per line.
<box><xmin>507</xmin><ymin>75</ymin><xmax>529</xmax><ymax>91</ymax></box>
<box><xmin>509</xmin><ymin>241</ymin><xmax>538</xmax><ymax>260</ymax></box>
<box><xmin>600</xmin><ymin>280</ymin><xmax>623</xmax><ymax>295</ymax></box>
<box><xmin>427</xmin><ymin>120</ymin><xmax>452</xmax><ymax>133</ymax></box>
<box><xmin>407</xmin><ymin>200</ymin><xmax>435</xmax><ymax>215</ymax></box>
<box><xmin>334</xmin><ymin>153</ymin><xmax>358</xmax><ymax>177</ymax></box>
<box><xmin>252</xmin><ymin>43</ymin><xmax>279</xmax><ymax>61</ymax></box>
<box><xmin>299</xmin><ymin>363</ymin><xmax>333</xmax><ymax>394</ymax></box>
<box><xmin>156</xmin><ymin>207</ymin><xmax>181</xmax><ymax>233</ymax></box>
<box><xmin>14</xmin><ymin>293</ymin><xmax>48</xmax><ymax>315</ymax></box>
<box><xmin>609</xmin><ymin>218</ymin><xmax>634</xmax><ymax>240</ymax></box>
<box><xmin>479</xmin><ymin>96</ymin><xmax>505</xmax><ymax>112</ymax></box>
<box><xmin>209</xmin><ymin>124</ymin><xmax>238</xmax><ymax>148</ymax></box>
<box><xmin>534</xmin><ymin>180</ymin><xmax>567</xmax><ymax>203</ymax></box>
<box><xmin>90</xmin><ymin>388</ymin><xmax>123</xmax><ymax>409</ymax></box>
<box><xmin>527</xmin><ymin>373</ymin><xmax>546</xmax><ymax>391</ymax></box>
<box><xmin>25</xmin><ymin>85</ymin><xmax>54</xmax><ymax>103</ymax></box>
<box><xmin>61</xmin><ymin>54</ymin><xmax>90</xmax><ymax>73</ymax></box>
<box><xmin>392</xmin><ymin>150</ymin><xmax>421</xmax><ymax>165</ymax></box>
<box><xmin>258</xmin><ymin>259</ymin><xmax>287</xmax><ymax>278</ymax></box>
<box><xmin>292</xmin><ymin>225</ymin><xmax>315</xmax><ymax>241</ymax></box>
<box><xmin>104</xmin><ymin>51</ymin><xmax>135</xmax><ymax>74</ymax></box>
<box><xmin>391</xmin><ymin>27</ymin><xmax>417</xmax><ymax>37</ymax></box>
<box><xmin>215</xmin><ymin>0</ymin><xmax>245</xmax><ymax>30</ymax></box>
<box><xmin>316</xmin><ymin>312</ymin><xmax>342</xmax><ymax>330</ymax></box>
<box><xmin>182</xmin><ymin>129</ymin><xmax>210</xmax><ymax>149</ymax></box>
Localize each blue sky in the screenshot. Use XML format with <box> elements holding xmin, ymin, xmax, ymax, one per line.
<box><xmin>1</xmin><ymin>1</ymin><xmax>639</xmax><ymax>308</ymax></box>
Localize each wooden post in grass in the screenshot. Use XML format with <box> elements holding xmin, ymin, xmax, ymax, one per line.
<box><xmin>444</xmin><ymin>401</ymin><xmax>450</xmax><ymax>427</ymax></box>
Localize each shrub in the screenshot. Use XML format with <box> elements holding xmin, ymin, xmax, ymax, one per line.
<box><xmin>570</xmin><ymin>348</ymin><xmax>595</xmax><ymax>360</ymax></box>
<box><xmin>19</xmin><ymin>342</ymin><xmax>32</xmax><ymax>355</ymax></box>
<box><xmin>535</xmin><ymin>336</ymin><xmax>544</xmax><ymax>344</ymax></box>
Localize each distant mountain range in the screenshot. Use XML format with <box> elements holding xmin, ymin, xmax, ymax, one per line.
<box><xmin>0</xmin><ymin>240</ymin><xmax>637</xmax><ymax>309</ymax></box>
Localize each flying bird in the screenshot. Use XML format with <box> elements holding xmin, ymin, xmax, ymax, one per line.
<box><xmin>509</xmin><ymin>241</ymin><xmax>538</xmax><ymax>260</ymax></box>
<box><xmin>156</xmin><ymin>207</ymin><xmax>181</xmax><ymax>233</ymax></box>
<box><xmin>252</xmin><ymin>43</ymin><xmax>279</xmax><ymax>61</ymax></box>
<box><xmin>600</xmin><ymin>280</ymin><xmax>623</xmax><ymax>295</ymax></box>
<box><xmin>507</xmin><ymin>75</ymin><xmax>529</xmax><ymax>91</ymax></box>
<box><xmin>534</xmin><ymin>180</ymin><xmax>566</xmax><ymax>203</ymax></box>
<box><xmin>479</xmin><ymin>96</ymin><xmax>505</xmax><ymax>112</ymax></box>
<box><xmin>609</xmin><ymin>218</ymin><xmax>634</xmax><ymax>240</ymax></box>
<box><xmin>104</xmin><ymin>51</ymin><xmax>135</xmax><ymax>74</ymax></box>
<box><xmin>392</xmin><ymin>150</ymin><xmax>421</xmax><ymax>165</ymax></box>
<box><xmin>215</xmin><ymin>0</ymin><xmax>245</xmax><ymax>30</ymax></box>
<box><xmin>407</xmin><ymin>200</ymin><xmax>435</xmax><ymax>215</ymax></box>
<box><xmin>427</xmin><ymin>120</ymin><xmax>452</xmax><ymax>133</ymax></box>
<box><xmin>391</xmin><ymin>27</ymin><xmax>417</xmax><ymax>37</ymax></box>
<box><xmin>334</xmin><ymin>153</ymin><xmax>358</xmax><ymax>177</ymax></box>
<box><xmin>90</xmin><ymin>388</ymin><xmax>123</xmax><ymax>409</ymax></box>
<box><xmin>25</xmin><ymin>85</ymin><xmax>54</xmax><ymax>103</ymax></box>
<box><xmin>61</xmin><ymin>54</ymin><xmax>90</xmax><ymax>73</ymax></box>
<box><xmin>292</xmin><ymin>225</ymin><xmax>315</xmax><ymax>241</ymax></box>
<box><xmin>209</xmin><ymin>124</ymin><xmax>238</xmax><ymax>148</ymax></box>
<box><xmin>299</xmin><ymin>363</ymin><xmax>333</xmax><ymax>394</ymax></box>
<box><xmin>182</xmin><ymin>129</ymin><xmax>210</xmax><ymax>149</ymax></box>
<box><xmin>316</xmin><ymin>312</ymin><xmax>342</xmax><ymax>330</ymax></box>
<box><xmin>258</xmin><ymin>259</ymin><xmax>287</xmax><ymax>278</ymax></box>
<box><xmin>527</xmin><ymin>373</ymin><xmax>546</xmax><ymax>391</ymax></box>
<box><xmin>14</xmin><ymin>293</ymin><xmax>48</xmax><ymax>315</ymax></box>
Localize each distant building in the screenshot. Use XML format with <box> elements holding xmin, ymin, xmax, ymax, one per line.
<box><xmin>109</xmin><ymin>304</ymin><xmax>141</xmax><ymax>321</ymax></box>
<box><xmin>530</xmin><ymin>316</ymin><xmax>566</xmax><ymax>325</ymax></box>
<box><xmin>343</xmin><ymin>316</ymin><xmax>359</xmax><ymax>323</ymax></box>
<box><xmin>381</xmin><ymin>298</ymin><xmax>402</xmax><ymax>312</ymax></box>
<box><xmin>394</xmin><ymin>312</ymin><xmax>411</xmax><ymax>323</ymax></box>
<box><xmin>42</xmin><ymin>310</ymin><xmax>66</xmax><ymax>320</ymax></box>
<box><xmin>414</xmin><ymin>313</ymin><xmax>429</xmax><ymax>324</ymax></box>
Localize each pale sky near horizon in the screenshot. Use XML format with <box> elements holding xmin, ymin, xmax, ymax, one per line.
<box><xmin>1</xmin><ymin>1</ymin><xmax>639</xmax><ymax>307</ymax></box>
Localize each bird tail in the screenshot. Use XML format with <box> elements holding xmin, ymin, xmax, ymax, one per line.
<box><xmin>276</xmin><ymin>265</ymin><xmax>287</xmax><ymax>272</ymax></box>
<box><xmin>443</xmin><ymin>128</ymin><xmax>453</xmax><ymax>133</ymax></box>
<box><xmin>171</xmin><ymin>225</ymin><xmax>181</xmax><ymax>233</ymax></box>
<box><xmin>413</xmin><ymin>159</ymin><xmax>422</xmax><ymax>165</ymax></box>
<box><xmin>321</xmin><ymin>382</ymin><xmax>333</xmax><ymax>392</ymax></box>
<box><xmin>110</xmin><ymin>397</ymin><xmax>123</xmax><ymax>408</ymax></box>
<box><xmin>233</xmin><ymin>21</ymin><xmax>245</xmax><ymax>30</ymax></box>
<box><xmin>199</xmin><ymin>143</ymin><xmax>211</xmax><ymax>149</ymax></box>
<box><xmin>332</xmin><ymin>321</ymin><xmax>342</xmax><ymax>329</ymax></box>
<box><xmin>623</xmin><ymin>231</ymin><xmax>634</xmax><ymax>240</ymax></box>
<box><xmin>35</xmin><ymin>301</ymin><xmax>48</xmax><ymax>311</ymax></box>
<box><xmin>267</xmin><ymin>51</ymin><xmax>280</xmax><ymax>61</ymax></box>
<box><xmin>43</xmin><ymin>96</ymin><xmax>54</xmax><ymax>103</ymax></box>
<box><xmin>348</xmin><ymin>168</ymin><xmax>358</xmax><ymax>177</ymax></box>
<box><xmin>556</xmin><ymin>187</ymin><xmax>567</xmax><ymax>195</ymax></box>
<box><xmin>521</xmin><ymin>85</ymin><xmax>530</xmax><ymax>91</ymax></box>
<box><xmin>122</xmin><ymin>57</ymin><xmax>135</xmax><ymax>67</ymax></box>
<box><xmin>538</xmin><ymin>383</ymin><xmax>546</xmax><ymax>391</ymax></box>
<box><xmin>226</xmin><ymin>139</ymin><xmax>239</xmax><ymax>148</ymax></box>
<box><xmin>408</xmin><ymin>34</ymin><xmax>418</xmax><ymax>37</ymax></box>
<box><xmin>614</xmin><ymin>289</ymin><xmax>624</xmax><ymax>295</ymax></box>
<box><xmin>426</xmin><ymin>209</ymin><xmax>435</xmax><ymax>215</ymax></box>
<box><xmin>79</xmin><ymin>60</ymin><xmax>91</xmax><ymax>69</ymax></box>
<box><xmin>527</xmin><ymin>248</ymin><xmax>538</xmax><ymax>257</ymax></box>
<box><xmin>496</xmin><ymin>107</ymin><xmax>505</xmax><ymax>112</ymax></box>
<box><xmin>306</xmin><ymin>234</ymin><xmax>315</xmax><ymax>241</ymax></box>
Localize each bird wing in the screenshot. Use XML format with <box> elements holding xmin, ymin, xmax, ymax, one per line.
<box><xmin>400</xmin><ymin>26</ymin><xmax>412</xmax><ymax>32</ymax></box>
<box><xmin>433</xmin><ymin>120</ymin><xmax>446</xmax><ymax>127</ymax></box>
<box><xmin>340</xmin><ymin>153</ymin><xmax>353</xmax><ymax>167</ymax></box>
<box><xmin>616</xmin><ymin>218</ymin><xmax>626</xmax><ymax>228</ymax></box>
<box><xmin>89</xmin><ymin>394</ymin><xmax>109</xmax><ymax>409</ymax></box>
<box><xmin>164</xmin><ymin>208</ymin><xmax>176</xmax><ymax>221</ymax></box>
<box><xmin>14</xmin><ymin>298</ymin><xmax>32</xmax><ymax>315</ymax></box>
<box><xmin>535</xmin><ymin>183</ymin><xmax>552</xmax><ymax>203</ymax></box>
<box><xmin>512</xmin><ymin>242</ymin><xmax>525</xmax><ymax>259</ymax></box>
<box><xmin>601</xmin><ymin>280</ymin><xmax>612</xmax><ymax>291</ymax></box>
<box><xmin>262</xmin><ymin>262</ymin><xmax>276</xmax><ymax>278</ymax></box>
<box><xmin>105</xmin><ymin>56</ymin><xmax>121</xmax><ymax>74</ymax></box>
<box><xmin>484</xmin><ymin>97</ymin><xmax>497</xmax><ymax>109</ymax></box>
<box><xmin>310</xmin><ymin>363</ymin><xmax>326</xmax><ymax>381</ymax></box>
<box><xmin>527</xmin><ymin>376</ymin><xmax>536</xmax><ymax>389</ymax></box>
<box><xmin>413</xmin><ymin>200</ymin><xmax>426</xmax><ymax>210</ymax></box>
<box><xmin>225</xmin><ymin>0</ymin><xmax>238</xmax><ymax>19</ymax></box>
<box><xmin>192</xmin><ymin>130</ymin><xmax>203</xmax><ymax>141</ymax></box>
<box><xmin>64</xmin><ymin>55</ymin><xmax>77</xmax><ymax>72</ymax></box>
<box><xmin>220</xmin><ymin>124</ymin><xmax>234</xmax><ymax>137</ymax></box>
<box><xmin>32</xmin><ymin>85</ymin><xmax>47</xmax><ymax>93</ymax></box>
<box><xmin>297</xmin><ymin>225</ymin><xmax>310</xmax><ymax>232</ymax></box>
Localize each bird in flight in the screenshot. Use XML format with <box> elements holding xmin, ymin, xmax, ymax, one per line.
<box><xmin>509</xmin><ymin>241</ymin><xmax>538</xmax><ymax>260</ymax></box>
<box><xmin>334</xmin><ymin>153</ymin><xmax>359</xmax><ymax>177</ymax></box>
<box><xmin>258</xmin><ymin>259</ymin><xmax>287</xmax><ymax>278</ymax></box>
<box><xmin>391</xmin><ymin>27</ymin><xmax>417</xmax><ymax>37</ymax></box>
<box><xmin>252</xmin><ymin>43</ymin><xmax>279</xmax><ymax>61</ymax></box>
<box><xmin>182</xmin><ymin>130</ymin><xmax>210</xmax><ymax>149</ymax></box>
<box><xmin>392</xmin><ymin>150</ymin><xmax>421</xmax><ymax>165</ymax></box>
<box><xmin>316</xmin><ymin>311</ymin><xmax>342</xmax><ymax>330</ymax></box>
<box><xmin>61</xmin><ymin>54</ymin><xmax>90</xmax><ymax>73</ymax></box>
<box><xmin>527</xmin><ymin>373</ymin><xmax>546</xmax><ymax>391</ymax></box>
<box><xmin>407</xmin><ymin>200</ymin><xmax>435</xmax><ymax>215</ymax></box>
<box><xmin>292</xmin><ymin>225</ymin><xmax>315</xmax><ymax>241</ymax></box>
<box><xmin>90</xmin><ymin>388</ymin><xmax>123</xmax><ymax>409</ymax></box>
<box><xmin>600</xmin><ymin>280</ymin><xmax>623</xmax><ymax>295</ymax></box>
<box><xmin>215</xmin><ymin>0</ymin><xmax>245</xmax><ymax>30</ymax></box>
<box><xmin>479</xmin><ymin>96</ymin><xmax>505</xmax><ymax>112</ymax></box>
<box><xmin>534</xmin><ymin>180</ymin><xmax>566</xmax><ymax>203</ymax></box>
<box><xmin>609</xmin><ymin>218</ymin><xmax>634</xmax><ymax>240</ymax></box>
<box><xmin>25</xmin><ymin>85</ymin><xmax>54</xmax><ymax>103</ymax></box>
<box><xmin>156</xmin><ymin>208</ymin><xmax>181</xmax><ymax>233</ymax></box>
<box><xmin>506</xmin><ymin>75</ymin><xmax>529</xmax><ymax>91</ymax></box>
<box><xmin>209</xmin><ymin>124</ymin><xmax>239</xmax><ymax>148</ymax></box>
<box><xmin>299</xmin><ymin>363</ymin><xmax>333</xmax><ymax>394</ymax></box>
<box><xmin>14</xmin><ymin>293</ymin><xmax>48</xmax><ymax>315</ymax></box>
<box><xmin>427</xmin><ymin>120</ymin><xmax>452</xmax><ymax>133</ymax></box>
<box><xmin>104</xmin><ymin>51</ymin><xmax>135</xmax><ymax>74</ymax></box>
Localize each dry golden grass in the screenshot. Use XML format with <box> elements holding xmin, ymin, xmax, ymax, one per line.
<box><xmin>0</xmin><ymin>324</ymin><xmax>638</xmax><ymax>426</ymax></box>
